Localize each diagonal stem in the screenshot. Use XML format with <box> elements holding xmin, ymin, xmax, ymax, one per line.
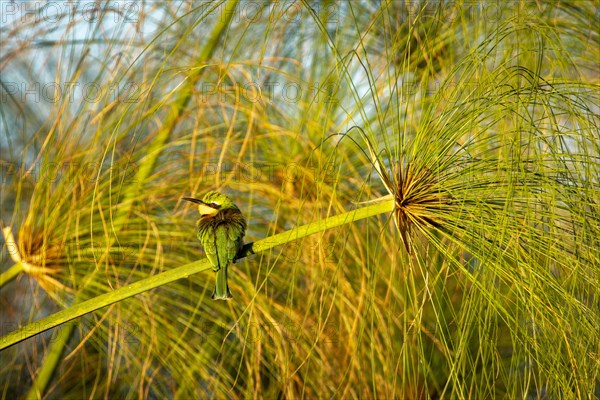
<box><xmin>1</xmin><ymin>198</ymin><xmax>394</xmax><ymax>350</ymax></box>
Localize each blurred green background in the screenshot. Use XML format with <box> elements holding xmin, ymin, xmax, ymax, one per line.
<box><xmin>1</xmin><ymin>1</ymin><xmax>598</xmax><ymax>398</ymax></box>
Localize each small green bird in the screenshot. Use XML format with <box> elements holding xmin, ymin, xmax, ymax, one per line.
<box><xmin>183</xmin><ymin>192</ymin><xmax>246</xmax><ymax>300</ymax></box>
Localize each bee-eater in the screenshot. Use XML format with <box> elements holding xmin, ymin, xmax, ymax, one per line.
<box><xmin>182</xmin><ymin>192</ymin><xmax>246</xmax><ymax>300</ymax></box>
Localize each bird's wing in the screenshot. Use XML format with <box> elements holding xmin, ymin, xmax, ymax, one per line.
<box><xmin>227</xmin><ymin>222</ymin><xmax>244</xmax><ymax>253</ymax></box>
<box><xmin>204</xmin><ymin>239</ymin><xmax>220</xmax><ymax>272</ymax></box>
<box><xmin>226</xmin><ymin>223</ymin><xmax>242</xmax><ymax>242</ymax></box>
<box><xmin>199</xmin><ymin>224</ymin><xmax>220</xmax><ymax>272</ymax></box>
<box><xmin>215</xmin><ymin>224</ymin><xmax>239</xmax><ymax>265</ymax></box>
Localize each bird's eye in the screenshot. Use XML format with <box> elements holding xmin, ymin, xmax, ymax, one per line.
<box><xmin>210</xmin><ymin>202</ymin><xmax>219</xmax><ymax>207</ymax></box>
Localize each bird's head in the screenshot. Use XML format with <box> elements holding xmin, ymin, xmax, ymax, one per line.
<box><xmin>182</xmin><ymin>191</ymin><xmax>237</xmax><ymax>216</ymax></box>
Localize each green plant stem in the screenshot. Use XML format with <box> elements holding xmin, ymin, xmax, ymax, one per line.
<box><xmin>0</xmin><ymin>198</ymin><xmax>394</xmax><ymax>350</ymax></box>
<box><xmin>0</xmin><ymin>262</ymin><xmax>24</xmax><ymax>288</ymax></box>
<box><xmin>25</xmin><ymin>1</ymin><xmax>241</xmax><ymax>396</ymax></box>
<box><xmin>25</xmin><ymin>321</ymin><xmax>76</xmax><ymax>400</ymax></box>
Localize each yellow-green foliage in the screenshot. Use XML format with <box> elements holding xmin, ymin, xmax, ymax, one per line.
<box><xmin>1</xmin><ymin>1</ymin><xmax>598</xmax><ymax>398</ymax></box>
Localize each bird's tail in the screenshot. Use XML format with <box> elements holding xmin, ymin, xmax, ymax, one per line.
<box><xmin>212</xmin><ymin>265</ymin><xmax>232</xmax><ymax>300</ymax></box>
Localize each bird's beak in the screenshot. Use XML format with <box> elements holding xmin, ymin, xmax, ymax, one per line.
<box><xmin>182</xmin><ymin>197</ymin><xmax>204</xmax><ymax>205</ymax></box>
